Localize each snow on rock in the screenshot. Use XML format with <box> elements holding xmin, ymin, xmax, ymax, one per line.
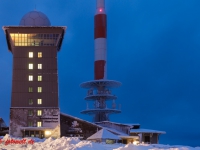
<box><xmin>0</xmin><ymin>135</ymin><xmax>200</xmax><ymax>150</ymax></box>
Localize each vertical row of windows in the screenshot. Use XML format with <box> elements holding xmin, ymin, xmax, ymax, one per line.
<box><xmin>28</xmin><ymin>52</ymin><xmax>43</xmax><ymax>127</ymax></box>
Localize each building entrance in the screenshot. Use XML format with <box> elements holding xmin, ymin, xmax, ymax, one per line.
<box><xmin>24</xmin><ymin>130</ymin><xmax>44</xmax><ymax>138</ymax></box>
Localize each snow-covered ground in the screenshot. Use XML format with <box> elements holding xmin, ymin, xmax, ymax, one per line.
<box><xmin>0</xmin><ymin>135</ymin><xmax>199</xmax><ymax>150</ymax></box>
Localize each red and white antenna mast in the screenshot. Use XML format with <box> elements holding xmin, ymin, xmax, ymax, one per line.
<box><xmin>80</xmin><ymin>0</ymin><xmax>121</xmax><ymax>122</ymax></box>
<box><xmin>94</xmin><ymin>0</ymin><xmax>107</xmax><ymax>80</ymax></box>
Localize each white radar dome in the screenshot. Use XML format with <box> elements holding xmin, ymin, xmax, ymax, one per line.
<box><xmin>19</xmin><ymin>10</ymin><xmax>51</xmax><ymax>26</ymax></box>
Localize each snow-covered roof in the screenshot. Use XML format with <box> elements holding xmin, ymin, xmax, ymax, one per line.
<box><xmin>102</xmin><ymin>127</ymin><xmax>128</xmax><ymax>136</ymax></box>
<box><xmin>130</xmin><ymin>128</ymin><xmax>166</xmax><ymax>134</ymax></box>
<box><xmin>60</xmin><ymin>112</ymin><xmax>102</xmax><ymax>129</ymax></box>
<box><xmin>87</xmin><ymin>129</ymin><xmax>120</xmax><ymax>140</ymax></box>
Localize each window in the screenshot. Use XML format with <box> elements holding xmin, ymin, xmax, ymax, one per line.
<box><xmin>38</xmin><ymin>52</ymin><xmax>42</xmax><ymax>58</ymax></box>
<box><xmin>29</xmin><ymin>52</ymin><xmax>33</xmax><ymax>58</ymax></box>
<box><xmin>28</xmin><ymin>121</ymin><xmax>33</xmax><ymax>127</ymax></box>
<box><xmin>37</xmin><ymin>121</ymin><xmax>42</xmax><ymax>127</ymax></box>
<box><xmin>37</xmin><ymin>99</ymin><xmax>42</xmax><ymax>104</ymax></box>
<box><xmin>29</xmin><ymin>64</ymin><xmax>33</xmax><ymax>69</ymax></box>
<box><xmin>38</xmin><ymin>87</ymin><xmax>42</xmax><ymax>93</ymax></box>
<box><xmin>38</xmin><ymin>75</ymin><xmax>42</xmax><ymax>81</ymax></box>
<box><xmin>37</xmin><ymin>110</ymin><xmax>42</xmax><ymax>116</ymax></box>
<box><xmin>28</xmin><ymin>110</ymin><xmax>33</xmax><ymax>116</ymax></box>
<box><xmin>29</xmin><ymin>99</ymin><xmax>33</xmax><ymax>105</ymax></box>
<box><xmin>29</xmin><ymin>75</ymin><xmax>33</xmax><ymax>81</ymax></box>
<box><xmin>38</xmin><ymin>64</ymin><xmax>42</xmax><ymax>69</ymax></box>
<box><xmin>29</xmin><ymin>87</ymin><xmax>33</xmax><ymax>93</ymax></box>
<box><xmin>10</xmin><ymin>33</ymin><xmax>60</xmax><ymax>47</ymax></box>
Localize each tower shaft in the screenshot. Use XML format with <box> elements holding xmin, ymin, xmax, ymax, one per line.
<box><xmin>94</xmin><ymin>0</ymin><xmax>107</xmax><ymax>80</ymax></box>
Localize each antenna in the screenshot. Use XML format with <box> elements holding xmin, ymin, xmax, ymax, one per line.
<box><xmin>34</xmin><ymin>4</ymin><xmax>37</xmax><ymax>11</ymax></box>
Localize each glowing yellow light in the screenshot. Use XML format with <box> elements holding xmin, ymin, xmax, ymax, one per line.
<box><xmin>45</xmin><ymin>131</ymin><xmax>51</xmax><ymax>135</ymax></box>
<box><xmin>133</xmin><ymin>141</ymin><xmax>139</xmax><ymax>145</ymax></box>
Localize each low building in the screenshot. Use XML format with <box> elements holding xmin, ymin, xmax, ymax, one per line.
<box><xmin>60</xmin><ymin>113</ymin><xmax>102</xmax><ymax>139</ymax></box>
<box><xmin>60</xmin><ymin>113</ymin><xmax>165</xmax><ymax>144</ymax></box>
<box><xmin>87</xmin><ymin>129</ymin><xmax>120</xmax><ymax>143</ymax></box>
<box><xmin>95</xmin><ymin>121</ymin><xmax>165</xmax><ymax>144</ymax></box>
<box><xmin>0</xmin><ymin>118</ymin><xmax>9</xmax><ymax>136</ymax></box>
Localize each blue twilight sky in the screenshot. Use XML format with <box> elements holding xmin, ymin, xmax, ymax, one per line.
<box><xmin>0</xmin><ymin>0</ymin><xmax>200</xmax><ymax>147</ymax></box>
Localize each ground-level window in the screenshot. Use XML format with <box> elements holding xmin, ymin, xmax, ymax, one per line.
<box><xmin>144</xmin><ymin>136</ymin><xmax>150</xmax><ymax>143</ymax></box>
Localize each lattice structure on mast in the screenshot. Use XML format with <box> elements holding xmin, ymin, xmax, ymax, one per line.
<box><xmin>80</xmin><ymin>80</ymin><xmax>121</xmax><ymax>122</ymax></box>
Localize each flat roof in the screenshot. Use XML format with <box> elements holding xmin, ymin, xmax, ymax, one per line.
<box><xmin>2</xmin><ymin>26</ymin><xmax>66</xmax><ymax>31</ymax></box>
<box><xmin>2</xmin><ymin>26</ymin><xmax>67</xmax><ymax>52</ymax></box>
<box><xmin>130</xmin><ymin>128</ymin><xmax>166</xmax><ymax>134</ymax></box>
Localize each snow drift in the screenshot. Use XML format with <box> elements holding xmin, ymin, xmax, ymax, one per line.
<box><xmin>0</xmin><ymin>134</ymin><xmax>199</xmax><ymax>150</ymax></box>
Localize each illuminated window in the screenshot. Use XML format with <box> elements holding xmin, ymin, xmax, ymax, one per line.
<box><xmin>28</xmin><ymin>121</ymin><xmax>33</xmax><ymax>127</ymax></box>
<box><xmin>29</xmin><ymin>64</ymin><xmax>33</xmax><ymax>69</ymax></box>
<box><xmin>37</xmin><ymin>110</ymin><xmax>42</xmax><ymax>116</ymax></box>
<box><xmin>29</xmin><ymin>75</ymin><xmax>33</xmax><ymax>81</ymax></box>
<box><xmin>37</xmin><ymin>99</ymin><xmax>42</xmax><ymax>104</ymax></box>
<box><xmin>29</xmin><ymin>99</ymin><xmax>33</xmax><ymax>105</ymax></box>
<box><xmin>29</xmin><ymin>87</ymin><xmax>33</xmax><ymax>92</ymax></box>
<box><xmin>10</xmin><ymin>33</ymin><xmax>60</xmax><ymax>47</ymax></box>
<box><xmin>38</xmin><ymin>75</ymin><xmax>42</xmax><ymax>81</ymax></box>
<box><xmin>29</xmin><ymin>52</ymin><xmax>33</xmax><ymax>58</ymax></box>
<box><xmin>38</xmin><ymin>52</ymin><xmax>42</xmax><ymax>58</ymax></box>
<box><xmin>28</xmin><ymin>110</ymin><xmax>33</xmax><ymax>116</ymax></box>
<box><xmin>38</xmin><ymin>87</ymin><xmax>42</xmax><ymax>93</ymax></box>
<box><xmin>38</xmin><ymin>64</ymin><xmax>42</xmax><ymax>69</ymax></box>
<box><xmin>37</xmin><ymin>121</ymin><xmax>42</xmax><ymax>127</ymax></box>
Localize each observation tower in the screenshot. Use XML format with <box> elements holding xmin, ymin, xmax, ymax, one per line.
<box><xmin>3</xmin><ymin>10</ymin><xmax>66</xmax><ymax>138</ymax></box>
<box><xmin>80</xmin><ymin>0</ymin><xmax>121</xmax><ymax>122</ymax></box>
